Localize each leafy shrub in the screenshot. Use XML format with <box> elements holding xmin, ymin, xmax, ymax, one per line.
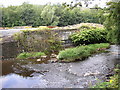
<box><xmin>17</xmin><ymin>52</ymin><xmax>46</xmax><ymax>59</ymax></box>
<box><xmin>69</xmin><ymin>28</ymin><xmax>108</xmax><ymax>46</ymax></box>
<box><xmin>57</xmin><ymin>43</ymin><xmax>110</xmax><ymax>62</ymax></box>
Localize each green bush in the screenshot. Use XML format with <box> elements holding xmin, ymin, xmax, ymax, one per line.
<box><xmin>69</xmin><ymin>28</ymin><xmax>108</xmax><ymax>46</ymax></box>
<box><xmin>57</xmin><ymin>43</ymin><xmax>110</xmax><ymax>62</ymax></box>
<box><xmin>17</xmin><ymin>52</ymin><xmax>46</xmax><ymax>59</ymax></box>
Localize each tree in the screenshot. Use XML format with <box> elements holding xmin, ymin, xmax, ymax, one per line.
<box><xmin>2</xmin><ymin>6</ymin><xmax>22</xmax><ymax>27</ymax></box>
<box><xmin>41</xmin><ymin>5</ymin><xmax>59</xmax><ymax>26</ymax></box>
<box><xmin>0</xmin><ymin>6</ymin><xmax>2</xmax><ymax>27</ymax></box>
<box><xmin>20</xmin><ymin>2</ymin><xmax>36</xmax><ymax>26</ymax></box>
<box><xmin>32</xmin><ymin>5</ymin><xmax>44</xmax><ymax>27</ymax></box>
<box><xmin>104</xmin><ymin>1</ymin><xmax>120</xmax><ymax>44</ymax></box>
<box><xmin>1</xmin><ymin>1</ymin><xmax>105</xmax><ymax>27</ymax></box>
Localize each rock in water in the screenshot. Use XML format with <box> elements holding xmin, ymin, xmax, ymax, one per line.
<box><xmin>50</xmin><ymin>54</ymin><xmax>57</xmax><ymax>58</ymax></box>
<box><xmin>37</xmin><ymin>59</ymin><xmax>41</xmax><ymax>61</ymax></box>
<box><xmin>41</xmin><ymin>56</ymin><xmax>47</xmax><ymax>58</ymax></box>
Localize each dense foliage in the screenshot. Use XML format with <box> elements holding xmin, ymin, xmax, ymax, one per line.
<box><xmin>57</xmin><ymin>43</ymin><xmax>110</xmax><ymax>62</ymax></box>
<box><xmin>104</xmin><ymin>1</ymin><xmax>120</xmax><ymax>44</ymax></box>
<box><xmin>70</xmin><ymin>28</ymin><xmax>108</xmax><ymax>46</ymax></box>
<box><xmin>1</xmin><ymin>2</ymin><xmax>103</xmax><ymax>27</ymax></box>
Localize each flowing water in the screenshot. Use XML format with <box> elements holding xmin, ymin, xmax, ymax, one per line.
<box><xmin>0</xmin><ymin>45</ymin><xmax>120</xmax><ymax>88</ymax></box>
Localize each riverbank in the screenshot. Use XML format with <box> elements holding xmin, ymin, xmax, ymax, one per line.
<box><xmin>57</xmin><ymin>43</ymin><xmax>110</xmax><ymax>62</ymax></box>
<box><xmin>1</xmin><ymin>45</ymin><xmax>119</xmax><ymax>88</ymax></box>
<box><xmin>21</xmin><ymin>45</ymin><xmax>119</xmax><ymax>88</ymax></box>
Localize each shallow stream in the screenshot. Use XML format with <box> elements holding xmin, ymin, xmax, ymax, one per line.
<box><xmin>0</xmin><ymin>45</ymin><xmax>120</xmax><ymax>88</ymax></box>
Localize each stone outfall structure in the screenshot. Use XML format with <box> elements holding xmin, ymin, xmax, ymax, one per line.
<box><xmin>1</xmin><ymin>29</ymin><xmax>79</xmax><ymax>59</ymax></box>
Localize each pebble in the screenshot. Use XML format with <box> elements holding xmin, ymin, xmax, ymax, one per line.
<box><xmin>51</xmin><ymin>54</ymin><xmax>57</xmax><ymax>58</ymax></box>
<box><xmin>84</xmin><ymin>71</ymin><xmax>100</xmax><ymax>77</ymax></box>
<box><xmin>41</xmin><ymin>56</ymin><xmax>47</xmax><ymax>58</ymax></box>
<box><xmin>37</xmin><ymin>59</ymin><xmax>41</xmax><ymax>61</ymax></box>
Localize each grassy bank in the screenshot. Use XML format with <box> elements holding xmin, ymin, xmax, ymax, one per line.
<box><xmin>17</xmin><ymin>52</ymin><xmax>46</xmax><ymax>59</ymax></box>
<box><xmin>57</xmin><ymin>43</ymin><xmax>110</xmax><ymax>62</ymax></box>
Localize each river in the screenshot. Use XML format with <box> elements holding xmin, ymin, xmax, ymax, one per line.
<box><xmin>0</xmin><ymin>45</ymin><xmax>120</xmax><ymax>88</ymax></box>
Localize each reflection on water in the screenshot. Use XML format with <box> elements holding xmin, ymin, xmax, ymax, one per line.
<box><xmin>0</xmin><ymin>45</ymin><xmax>120</xmax><ymax>88</ymax></box>
<box><xmin>1</xmin><ymin>73</ymin><xmax>47</xmax><ymax>88</ymax></box>
<box><xmin>0</xmin><ymin>57</ymin><xmax>50</xmax><ymax>88</ymax></box>
<box><xmin>1</xmin><ymin>56</ymin><xmax>50</xmax><ymax>77</ymax></box>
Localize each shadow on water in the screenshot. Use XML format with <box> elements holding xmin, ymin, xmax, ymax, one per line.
<box><xmin>1</xmin><ymin>55</ymin><xmax>51</xmax><ymax>77</ymax></box>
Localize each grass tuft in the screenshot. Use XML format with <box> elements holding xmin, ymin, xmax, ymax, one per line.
<box><xmin>17</xmin><ymin>52</ymin><xmax>46</xmax><ymax>59</ymax></box>
<box><xmin>57</xmin><ymin>43</ymin><xmax>110</xmax><ymax>62</ymax></box>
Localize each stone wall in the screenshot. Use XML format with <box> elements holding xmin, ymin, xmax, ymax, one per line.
<box><xmin>1</xmin><ymin>41</ymin><xmax>18</xmax><ymax>59</ymax></box>
<box><xmin>52</xmin><ymin>29</ymin><xmax>78</xmax><ymax>47</ymax></box>
<box><xmin>1</xmin><ymin>29</ymin><xmax>79</xmax><ymax>59</ymax></box>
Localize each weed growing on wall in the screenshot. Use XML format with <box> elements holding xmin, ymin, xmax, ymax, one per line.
<box><xmin>13</xmin><ymin>29</ymin><xmax>62</xmax><ymax>55</ymax></box>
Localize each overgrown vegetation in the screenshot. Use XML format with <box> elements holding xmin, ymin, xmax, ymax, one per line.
<box><xmin>92</xmin><ymin>64</ymin><xmax>120</xmax><ymax>88</ymax></box>
<box><xmin>17</xmin><ymin>52</ymin><xmax>46</xmax><ymax>59</ymax></box>
<box><xmin>14</xmin><ymin>29</ymin><xmax>62</xmax><ymax>54</ymax></box>
<box><xmin>70</xmin><ymin>27</ymin><xmax>108</xmax><ymax>46</ymax></box>
<box><xmin>57</xmin><ymin>43</ymin><xmax>110</xmax><ymax>62</ymax></box>
<box><xmin>104</xmin><ymin>1</ymin><xmax>120</xmax><ymax>44</ymax></box>
<box><xmin>1</xmin><ymin>1</ymin><xmax>119</xmax><ymax>45</ymax></box>
<box><xmin>1</xmin><ymin>2</ymin><xmax>103</xmax><ymax>27</ymax></box>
